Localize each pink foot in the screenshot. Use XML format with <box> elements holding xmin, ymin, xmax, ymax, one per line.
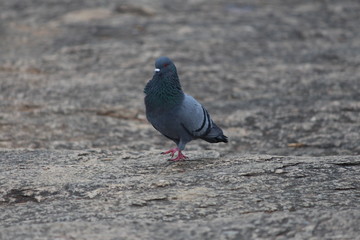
<box><xmin>169</xmin><ymin>151</ymin><xmax>188</xmax><ymax>162</ymax></box>
<box><xmin>161</xmin><ymin>148</ymin><xmax>179</xmax><ymax>158</ymax></box>
<box><xmin>161</xmin><ymin>148</ymin><xmax>188</xmax><ymax>161</ymax></box>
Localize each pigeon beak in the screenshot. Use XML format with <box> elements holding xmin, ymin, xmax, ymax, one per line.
<box><xmin>154</xmin><ymin>68</ymin><xmax>160</xmax><ymax>73</ymax></box>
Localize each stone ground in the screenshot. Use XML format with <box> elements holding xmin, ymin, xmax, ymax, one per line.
<box><xmin>0</xmin><ymin>0</ymin><xmax>359</xmax><ymax>239</ymax></box>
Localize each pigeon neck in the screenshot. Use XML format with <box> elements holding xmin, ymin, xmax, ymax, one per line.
<box><xmin>145</xmin><ymin>72</ymin><xmax>184</xmax><ymax>109</ymax></box>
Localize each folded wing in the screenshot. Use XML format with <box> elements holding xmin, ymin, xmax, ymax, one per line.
<box><xmin>179</xmin><ymin>95</ymin><xmax>228</xmax><ymax>143</ymax></box>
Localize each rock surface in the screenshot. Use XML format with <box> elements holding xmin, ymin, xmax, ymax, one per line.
<box><xmin>1</xmin><ymin>150</ymin><xmax>360</xmax><ymax>239</ymax></box>
<box><xmin>0</xmin><ymin>0</ymin><xmax>360</xmax><ymax>239</ymax></box>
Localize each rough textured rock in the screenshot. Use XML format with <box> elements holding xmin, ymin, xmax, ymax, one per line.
<box><xmin>0</xmin><ymin>150</ymin><xmax>360</xmax><ymax>239</ymax></box>
<box><xmin>0</xmin><ymin>0</ymin><xmax>360</xmax><ymax>239</ymax></box>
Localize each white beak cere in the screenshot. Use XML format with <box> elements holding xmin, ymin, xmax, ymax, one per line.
<box><xmin>154</xmin><ymin>68</ymin><xmax>160</xmax><ymax>72</ymax></box>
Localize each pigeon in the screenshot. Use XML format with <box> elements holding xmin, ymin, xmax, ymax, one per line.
<box><xmin>144</xmin><ymin>57</ymin><xmax>228</xmax><ymax>161</ymax></box>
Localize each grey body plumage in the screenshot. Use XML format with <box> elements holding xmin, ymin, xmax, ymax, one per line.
<box><xmin>144</xmin><ymin>57</ymin><xmax>228</xmax><ymax>161</ymax></box>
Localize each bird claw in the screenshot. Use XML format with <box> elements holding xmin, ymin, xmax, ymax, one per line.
<box><xmin>168</xmin><ymin>151</ymin><xmax>188</xmax><ymax>162</ymax></box>
<box><xmin>161</xmin><ymin>148</ymin><xmax>179</xmax><ymax>157</ymax></box>
<box><xmin>162</xmin><ymin>148</ymin><xmax>188</xmax><ymax>161</ymax></box>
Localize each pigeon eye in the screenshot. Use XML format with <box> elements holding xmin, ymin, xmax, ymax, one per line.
<box><xmin>163</xmin><ymin>63</ymin><xmax>169</xmax><ymax>67</ymax></box>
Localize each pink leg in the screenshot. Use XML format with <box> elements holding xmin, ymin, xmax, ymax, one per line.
<box><xmin>161</xmin><ymin>148</ymin><xmax>179</xmax><ymax>158</ymax></box>
<box><xmin>169</xmin><ymin>150</ymin><xmax>188</xmax><ymax>161</ymax></box>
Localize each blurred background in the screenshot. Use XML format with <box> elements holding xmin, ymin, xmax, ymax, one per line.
<box><xmin>0</xmin><ymin>0</ymin><xmax>359</xmax><ymax>156</ymax></box>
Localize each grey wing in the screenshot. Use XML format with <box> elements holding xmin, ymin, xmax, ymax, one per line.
<box><xmin>178</xmin><ymin>94</ymin><xmax>213</xmax><ymax>138</ymax></box>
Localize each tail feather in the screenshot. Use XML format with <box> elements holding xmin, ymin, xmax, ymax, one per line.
<box><xmin>202</xmin><ymin>134</ymin><xmax>228</xmax><ymax>143</ymax></box>
<box><xmin>200</xmin><ymin>123</ymin><xmax>228</xmax><ymax>143</ymax></box>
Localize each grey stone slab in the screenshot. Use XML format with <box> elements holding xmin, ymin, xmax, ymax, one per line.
<box><xmin>0</xmin><ymin>150</ymin><xmax>359</xmax><ymax>239</ymax></box>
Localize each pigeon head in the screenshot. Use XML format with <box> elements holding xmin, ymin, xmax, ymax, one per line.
<box><xmin>154</xmin><ymin>56</ymin><xmax>176</xmax><ymax>74</ymax></box>
<box><xmin>144</xmin><ymin>56</ymin><xmax>184</xmax><ymax>109</ymax></box>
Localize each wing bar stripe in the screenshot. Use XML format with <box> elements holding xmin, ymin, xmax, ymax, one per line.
<box><xmin>194</xmin><ymin>107</ymin><xmax>207</xmax><ymax>132</ymax></box>
<box><xmin>203</xmin><ymin>109</ymin><xmax>212</xmax><ymax>137</ymax></box>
